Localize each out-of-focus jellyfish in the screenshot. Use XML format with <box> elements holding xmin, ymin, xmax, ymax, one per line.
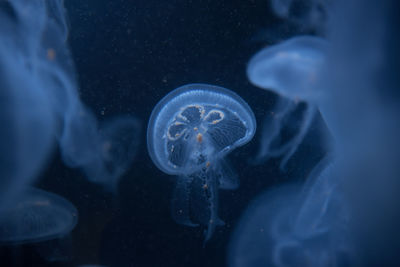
<box><xmin>247</xmin><ymin>36</ymin><xmax>328</xmax><ymax>169</ymax></box>
<box><xmin>0</xmin><ymin>187</ymin><xmax>77</xmax><ymax>244</ymax></box>
<box><xmin>0</xmin><ymin>0</ymin><xmax>57</xmax><ymax>213</ymax></box>
<box><xmin>228</xmin><ymin>185</ymin><xmax>300</xmax><ymax>267</ymax></box>
<box><xmin>0</xmin><ymin>0</ymin><xmax>140</xmax><ymax>200</ymax></box>
<box><xmin>59</xmin><ymin>109</ymin><xmax>141</xmax><ymax>191</ymax></box>
<box><xmin>271</xmin><ymin>0</ymin><xmax>331</xmax><ymax>34</ymax></box>
<box><xmin>0</xmin><ymin>187</ymin><xmax>78</xmax><ymax>263</ymax></box>
<box><xmin>147</xmin><ymin>83</ymin><xmax>256</xmax><ymax>242</ymax></box>
<box><xmin>317</xmin><ymin>0</ymin><xmax>400</xmax><ymax>264</ymax></box>
<box><xmin>229</xmin><ymin>159</ymin><xmax>354</xmax><ymax>267</ymax></box>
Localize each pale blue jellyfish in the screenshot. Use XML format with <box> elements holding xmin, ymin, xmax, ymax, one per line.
<box><xmin>0</xmin><ymin>0</ymin><xmax>56</xmax><ymax>213</ymax></box>
<box><xmin>0</xmin><ymin>187</ymin><xmax>78</xmax><ymax>263</ymax></box>
<box><xmin>0</xmin><ymin>0</ymin><xmax>140</xmax><ymax>200</ymax></box>
<box><xmin>229</xmin><ymin>159</ymin><xmax>353</xmax><ymax>267</ymax></box>
<box><xmin>0</xmin><ymin>187</ymin><xmax>77</xmax><ymax>245</ymax></box>
<box><xmin>247</xmin><ymin>35</ymin><xmax>328</xmax><ymax>169</ymax></box>
<box><xmin>228</xmin><ymin>185</ymin><xmax>299</xmax><ymax>267</ymax></box>
<box><xmin>317</xmin><ymin>0</ymin><xmax>400</xmax><ymax>263</ymax></box>
<box><xmin>147</xmin><ymin>83</ymin><xmax>256</xmax><ymax>242</ymax></box>
<box><xmin>270</xmin><ymin>0</ymin><xmax>331</xmax><ymax>34</ymax></box>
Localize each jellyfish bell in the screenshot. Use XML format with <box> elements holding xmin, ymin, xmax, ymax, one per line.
<box><xmin>228</xmin><ymin>184</ymin><xmax>301</xmax><ymax>267</ymax></box>
<box><xmin>0</xmin><ymin>187</ymin><xmax>78</xmax><ymax>245</ymax></box>
<box><xmin>270</xmin><ymin>0</ymin><xmax>331</xmax><ymax>34</ymax></box>
<box><xmin>0</xmin><ymin>6</ymin><xmax>55</xmax><ymax>214</ymax></box>
<box><xmin>0</xmin><ymin>187</ymin><xmax>78</xmax><ymax>264</ymax></box>
<box><xmin>247</xmin><ymin>35</ymin><xmax>328</xmax><ymax>103</ymax></box>
<box><xmin>229</xmin><ymin>177</ymin><xmax>354</xmax><ymax>267</ymax></box>
<box><xmin>147</xmin><ymin>83</ymin><xmax>256</xmax><ymax>242</ymax></box>
<box><xmin>147</xmin><ymin>83</ymin><xmax>256</xmax><ymax>175</ymax></box>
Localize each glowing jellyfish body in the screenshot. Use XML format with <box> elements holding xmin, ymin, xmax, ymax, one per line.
<box><xmin>0</xmin><ymin>187</ymin><xmax>77</xmax><ymax>244</ymax></box>
<box><xmin>0</xmin><ymin>0</ymin><xmax>56</xmax><ymax>213</ymax></box>
<box><xmin>270</xmin><ymin>0</ymin><xmax>330</xmax><ymax>33</ymax></box>
<box><xmin>247</xmin><ymin>36</ymin><xmax>327</xmax><ymax>168</ymax></box>
<box><xmin>0</xmin><ymin>0</ymin><xmax>140</xmax><ymax>198</ymax></box>
<box><xmin>147</xmin><ymin>84</ymin><xmax>256</xmax><ymax>241</ymax></box>
<box><xmin>228</xmin><ymin>185</ymin><xmax>312</xmax><ymax>267</ymax></box>
<box><xmin>229</xmin><ymin>159</ymin><xmax>353</xmax><ymax>267</ymax></box>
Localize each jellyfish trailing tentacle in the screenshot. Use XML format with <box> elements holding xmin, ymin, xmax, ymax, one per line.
<box><xmin>173</xmin><ymin>159</ymin><xmax>233</xmax><ymax>242</ymax></box>
<box><xmin>253</xmin><ymin>98</ymin><xmax>296</xmax><ymax>163</ymax></box>
<box><xmin>189</xmin><ymin>163</ymin><xmax>225</xmax><ymax>243</ymax></box>
<box><xmin>171</xmin><ymin>175</ymin><xmax>198</xmax><ymax>227</ymax></box>
<box><xmin>254</xmin><ymin>97</ymin><xmax>316</xmax><ymax>169</ymax></box>
<box><xmin>279</xmin><ymin>103</ymin><xmax>316</xmax><ymax>169</ymax></box>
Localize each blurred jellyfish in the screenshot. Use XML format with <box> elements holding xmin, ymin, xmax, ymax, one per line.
<box><xmin>233</xmin><ymin>0</ymin><xmax>400</xmax><ymax>265</ymax></box>
<box><xmin>229</xmin><ymin>158</ymin><xmax>354</xmax><ymax>267</ymax></box>
<box><xmin>271</xmin><ymin>0</ymin><xmax>332</xmax><ymax>34</ymax></box>
<box><xmin>0</xmin><ymin>0</ymin><xmax>57</xmax><ymax>213</ymax></box>
<box><xmin>0</xmin><ymin>187</ymin><xmax>77</xmax><ymax>244</ymax></box>
<box><xmin>318</xmin><ymin>0</ymin><xmax>400</xmax><ymax>264</ymax></box>
<box><xmin>248</xmin><ymin>35</ymin><xmax>328</xmax><ymax>169</ymax></box>
<box><xmin>228</xmin><ymin>185</ymin><xmax>299</xmax><ymax>267</ymax></box>
<box><xmin>0</xmin><ymin>0</ymin><xmax>140</xmax><ymax>200</ymax></box>
<box><xmin>60</xmin><ymin>109</ymin><xmax>141</xmax><ymax>191</ymax></box>
<box><xmin>0</xmin><ymin>187</ymin><xmax>78</xmax><ymax>263</ymax></box>
<box><xmin>147</xmin><ymin>84</ymin><xmax>256</xmax><ymax>242</ymax></box>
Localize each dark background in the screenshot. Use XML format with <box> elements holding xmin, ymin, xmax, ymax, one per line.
<box><xmin>2</xmin><ymin>0</ymin><xmax>326</xmax><ymax>266</ymax></box>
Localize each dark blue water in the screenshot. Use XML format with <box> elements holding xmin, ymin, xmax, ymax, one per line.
<box><xmin>4</xmin><ymin>0</ymin><xmax>399</xmax><ymax>266</ymax></box>
<box><xmin>0</xmin><ymin>1</ymin><xmax>324</xmax><ymax>266</ymax></box>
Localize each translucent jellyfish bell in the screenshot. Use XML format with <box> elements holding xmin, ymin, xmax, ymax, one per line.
<box><xmin>270</xmin><ymin>0</ymin><xmax>331</xmax><ymax>34</ymax></box>
<box><xmin>0</xmin><ymin>187</ymin><xmax>78</xmax><ymax>245</ymax></box>
<box><xmin>228</xmin><ymin>185</ymin><xmax>301</xmax><ymax>267</ymax></box>
<box><xmin>0</xmin><ymin>0</ymin><xmax>140</xmax><ymax>195</ymax></box>
<box><xmin>247</xmin><ymin>36</ymin><xmax>327</xmax><ymax>101</ymax></box>
<box><xmin>147</xmin><ymin>83</ymin><xmax>256</xmax><ymax>242</ymax></box>
<box><xmin>247</xmin><ymin>36</ymin><xmax>328</xmax><ymax>168</ymax></box>
<box><xmin>0</xmin><ymin>0</ymin><xmax>55</xmax><ymax>214</ymax></box>
<box><xmin>229</xmin><ymin>158</ymin><xmax>354</xmax><ymax>267</ymax></box>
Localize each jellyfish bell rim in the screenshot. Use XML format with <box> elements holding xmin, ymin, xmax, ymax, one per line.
<box><xmin>147</xmin><ymin>83</ymin><xmax>256</xmax><ymax>175</ymax></box>
<box><xmin>0</xmin><ymin>187</ymin><xmax>78</xmax><ymax>245</ymax></box>
<box><xmin>246</xmin><ymin>35</ymin><xmax>328</xmax><ymax>102</ymax></box>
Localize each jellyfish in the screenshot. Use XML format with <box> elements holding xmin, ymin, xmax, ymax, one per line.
<box><xmin>59</xmin><ymin>109</ymin><xmax>141</xmax><ymax>191</ymax></box>
<box><xmin>0</xmin><ymin>187</ymin><xmax>77</xmax><ymax>244</ymax></box>
<box><xmin>229</xmin><ymin>159</ymin><xmax>354</xmax><ymax>267</ymax></box>
<box><xmin>147</xmin><ymin>83</ymin><xmax>256</xmax><ymax>242</ymax></box>
<box><xmin>247</xmin><ymin>35</ymin><xmax>328</xmax><ymax>169</ymax></box>
<box><xmin>270</xmin><ymin>0</ymin><xmax>331</xmax><ymax>33</ymax></box>
<box><xmin>0</xmin><ymin>0</ymin><xmax>140</xmax><ymax>199</ymax></box>
<box><xmin>228</xmin><ymin>185</ymin><xmax>299</xmax><ymax>267</ymax></box>
<box><xmin>0</xmin><ymin>187</ymin><xmax>78</xmax><ymax>263</ymax></box>
<box><xmin>0</xmin><ymin>0</ymin><xmax>57</xmax><ymax>213</ymax></box>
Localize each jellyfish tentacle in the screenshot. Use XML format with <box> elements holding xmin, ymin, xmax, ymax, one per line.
<box><xmin>253</xmin><ymin>98</ymin><xmax>297</xmax><ymax>164</ymax></box>
<box><xmin>217</xmin><ymin>158</ymin><xmax>239</xmax><ymax>190</ymax></box>
<box><xmin>147</xmin><ymin>84</ymin><xmax>256</xmax><ymax>242</ymax></box>
<box><xmin>197</xmin><ymin>165</ymin><xmax>224</xmax><ymax>243</ymax></box>
<box><xmin>171</xmin><ymin>175</ymin><xmax>198</xmax><ymax>227</ymax></box>
<box><xmin>279</xmin><ymin>104</ymin><xmax>316</xmax><ymax>170</ymax></box>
